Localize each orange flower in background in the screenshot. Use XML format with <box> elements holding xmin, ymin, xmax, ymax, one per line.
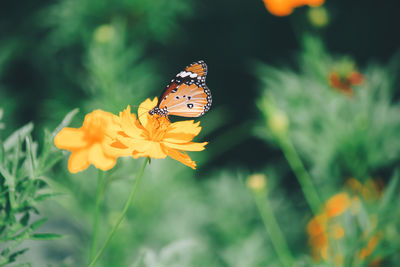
<box><xmin>324</xmin><ymin>192</ymin><xmax>351</xmax><ymax>218</ymax></box>
<box><xmin>307</xmin><ymin>218</ymin><xmax>329</xmax><ymax>261</ymax></box>
<box><xmin>54</xmin><ymin>110</ymin><xmax>120</xmax><ymax>173</ymax></box>
<box><xmin>360</xmin><ymin>234</ymin><xmax>381</xmax><ymax>260</ymax></box>
<box><xmin>111</xmin><ymin>98</ymin><xmax>208</xmax><ymax>169</ymax></box>
<box><xmin>307</xmin><ymin>179</ymin><xmax>385</xmax><ymax>265</ymax></box>
<box><xmin>262</xmin><ymin>0</ymin><xmax>324</xmax><ymax>16</ymax></box>
<box><xmin>329</xmin><ymin>71</ymin><xmax>364</xmax><ymax>96</ymax></box>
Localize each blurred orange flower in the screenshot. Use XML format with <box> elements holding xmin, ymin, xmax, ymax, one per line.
<box><xmin>329</xmin><ymin>71</ymin><xmax>364</xmax><ymax>96</ymax></box>
<box><xmin>54</xmin><ymin>109</ymin><xmax>120</xmax><ymax>173</ymax></box>
<box><xmin>324</xmin><ymin>193</ymin><xmax>351</xmax><ymax>218</ymax></box>
<box><xmin>307</xmin><ymin>214</ymin><xmax>330</xmax><ymax>261</ymax></box>
<box><xmin>360</xmin><ymin>234</ymin><xmax>381</xmax><ymax>260</ymax></box>
<box><xmin>111</xmin><ymin>98</ymin><xmax>208</xmax><ymax>169</ymax></box>
<box><xmin>307</xmin><ymin>179</ymin><xmax>385</xmax><ymax>265</ymax></box>
<box><xmin>262</xmin><ymin>0</ymin><xmax>324</xmax><ymax>16</ymax></box>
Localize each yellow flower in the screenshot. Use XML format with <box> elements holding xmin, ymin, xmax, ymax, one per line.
<box><xmin>262</xmin><ymin>0</ymin><xmax>324</xmax><ymax>17</ymax></box>
<box><xmin>111</xmin><ymin>98</ymin><xmax>208</xmax><ymax>169</ymax></box>
<box><xmin>54</xmin><ymin>110</ymin><xmax>120</xmax><ymax>173</ymax></box>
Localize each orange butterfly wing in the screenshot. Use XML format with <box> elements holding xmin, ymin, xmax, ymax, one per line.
<box><xmin>159</xmin><ymin>83</ymin><xmax>209</xmax><ymax>117</ymax></box>
<box><xmin>157</xmin><ymin>61</ymin><xmax>212</xmax><ymax>117</ymax></box>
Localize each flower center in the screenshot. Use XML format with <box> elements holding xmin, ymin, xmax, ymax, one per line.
<box><xmin>147</xmin><ymin>116</ymin><xmax>170</xmax><ymax>142</ymax></box>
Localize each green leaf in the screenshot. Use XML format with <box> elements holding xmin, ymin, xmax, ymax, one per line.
<box><xmin>0</xmin><ymin>165</ymin><xmax>13</xmax><ymax>185</ymax></box>
<box><xmin>25</xmin><ymin>136</ymin><xmax>35</xmax><ymax>179</ymax></box>
<box><xmin>52</xmin><ymin>108</ymin><xmax>79</xmax><ymax>138</ymax></box>
<box><xmin>19</xmin><ymin>212</ymin><xmax>30</xmax><ymax>227</ymax></box>
<box><xmin>3</xmin><ymin>123</ymin><xmax>33</xmax><ymax>151</ymax></box>
<box><xmin>36</xmin><ymin>129</ymin><xmax>53</xmax><ymax>172</ymax></box>
<box><xmin>36</xmin><ymin>152</ymin><xmax>64</xmax><ymax>176</ymax></box>
<box><xmin>29</xmin><ymin>218</ymin><xmax>47</xmax><ymax>231</ymax></box>
<box><xmin>30</xmin><ymin>233</ymin><xmax>62</xmax><ymax>240</ymax></box>
<box><xmin>8</xmin><ymin>248</ymin><xmax>28</xmax><ymax>263</ymax></box>
<box><xmin>11</xmin><ymin>134</ymin><xmax>21</xmax><ymax>177</ymax></box>
<box><xmin>0</xmin><ymin>248</ymin><xmax>10</xmax><ymax>257</ymax></box>
<box><xmin>0</xmin><ymin>141</ymin><xmax>5</xmax><ymax>165</ymax></box>
<box><xmin>379</xmin><ymin>170</ymin><xmax>399</xmax><ymax>212</ymax></box>
<box><xmin>34</xmin><ymin>192</ymin><xmax>63</xmax><ymax>202</ymax></box>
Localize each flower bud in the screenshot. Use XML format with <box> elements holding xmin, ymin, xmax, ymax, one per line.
<box><xmin>308</xmin><ymin>6</ymin><xmax>329</xmax><ymax>28</ymax></box>
<box><xmin>246</xmin><ymin>173</ymin><xmax>267</xmax><ymax>193</ymax></box>
<box><xmin>268</xmin><ymin>109</ymin><xmax>289</xmax><ymax>138</ymax></box>
<box><xmin>94</xmin><ymin>24</ymin><xmax>115</xmax><ymax>43</ymax></box>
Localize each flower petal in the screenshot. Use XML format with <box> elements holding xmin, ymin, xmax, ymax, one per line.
<box><xmin>164</xmin><ymin>147</ymin><xmax>197</xmax><ymax>169</ymax></box>
<box><xmin>119</xmin><ymin>106</ymin><xmax>145</xmax><ymax>139</ymax></box>
<box><xmin>88</xmin><ymin>143</ymin><xmax>116</xmax><ymax>171</ymax></box>
<box><xmin>162</xmin><ymin>141</ymin><xmax>208</xmax><ymax>151</ymax></box>
<box><xmin>103</xmin><ymin>138</ymin><xmax>132</xmax><ymax>157</ymax></box>
<box><xmin>131</xmin><ymin>141</ymin><xmax>167</xmax><ymax>159</ymax></box>
<box><xmin>54</xmin><ymin>128</ymin><xmax>88</xmax><ymax>150</ymax></box>
<box><xmin>263</xmin><ymin>0</ymin><xmax>294</xmax><ymax>16</ymax></box>
<box><xmin>163</xmin><ymin>121</ymin><xmax>202</xmax><ymax>143</ymax></box>
<box><xmin>68</xmin><ymin>149</ymin><xmax>90</xmax><ymax>173</ymax></box>
<box><xmin>138</xmin><ymin>97</ymin><xmax>158</xmax><ymax>128</ymax></box>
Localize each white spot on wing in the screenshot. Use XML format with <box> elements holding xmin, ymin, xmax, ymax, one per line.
<box><xmin>178</xmin><ymin>71</ymin><xmax>190</xmax><ymax>78</ymax></box>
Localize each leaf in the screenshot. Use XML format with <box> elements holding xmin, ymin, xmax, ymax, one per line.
<box><xmin>30</xmin><ymin>233</ymin><xmax>62</xmax><ymax>240</ymax></box>
<box><xmin>7</xmin><ymin>217</ymin><xmax>47</xmax><ymax>241</ymax></box>
<box><xmin>3</xmin><ymin>123</ymin><xmax>33</xmax><ymax>151</ymax></box>
<box><xmin>34</xmin><ymin>192</ymin><xmax>64</xmax><ymax>202</ymax></box>
<box><xmin>0</xmin><ymin>248</ymin><xmax>10</xmax><ymax>257</ymax></box>
<box><xmin>11</xmin><ymin>134</ymin><xmax>22</xmax><ymax>177</ymax></box>
<box><xmin>29</xmin><ymin>218</ymin><xmax>47</xmax><ymax>231</ymax></box>
<box><xmin>19</xmin><ymin>212</ymin><xmax>30</xmax><ymax>227</ymax></box>
<box><xmin>52</xmin><ymin>108</ymin><xmax>79</xmax><ymax>138</ymax></box>
<box><xmin>379</xmin><ymin>170</ymin><xmax>399</xmax><ymax>212</ymax></box>
<box><xmin>0</xmin><ymin>141</ymin><xmax>5</xmax><ymax>165</ymax></box>
<box><xmin>0</xmin><ymin>164</ymin><xmax>14</xmax><ymax>188</ymax></box>
<box><xmin>25</xmin><ymin>136</ymin><xmax>35</xmax><ymax>179</ymax></box>
<box><xmin>36</xmin><ymin>152</ymin><xmax>64</xmax><ymax>176</ymax></box>
<box><xmin>8</xmin><ymin>248</ymin><xmax>28</xmax><ymax>263</ymax></box>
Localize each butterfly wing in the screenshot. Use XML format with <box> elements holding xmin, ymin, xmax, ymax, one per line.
<box><xmin>159</xmin><ymin>83</ymin><xmax>210</xmax><ymax>117</ymax></box>
<box><xmin>158</xmin><ymin>60</ymin><xmax>212</xmax><ymax>117</ymax></box>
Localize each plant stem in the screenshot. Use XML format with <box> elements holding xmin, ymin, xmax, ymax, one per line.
<box><xmin>253</xmin><ymin>191</ymin><xmax>295</xmax><ymax>267</ymax></box>
<box><xmin>89</xmin><ymin>170</ymin><xmax>104</xmax><ymax>261</ymax></box>
<box><xmin>279</xmin><ymin>137</ymin><xmax>322</xmax><ymax>215</ymax></box>
<box><xmin>88</xmin><ymin>158</ymin><xmax>149</xmax><ymax>267</ymax></box>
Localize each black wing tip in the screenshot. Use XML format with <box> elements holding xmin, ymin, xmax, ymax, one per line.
<box><xmin>192</xmin><ymin>60</ymin><xmax>208</xmax><ymax>73</ymax></box>
<box><xmin>190</xmin><ymin>60</ymin><xmax>207</xmax><ymax>66</ymax></box>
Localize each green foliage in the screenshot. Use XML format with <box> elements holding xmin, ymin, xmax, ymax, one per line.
<box><xmin>256</xmin><ymin>35</ymin><xmax>400</xmax><ymax>189</ymax></box>
<box><xmin>256</xmin><ymin>35</ymin><xmax>400</xmax><ymax>266</ymax></box>
<box><xmin>0</xmin><ymin>109</ymin><xmax>77</xmax><ymax>265</ymax></box>
<box><xmin>1</xmin><ymin>0</ymin><xmax>400</xmax><ymax>266</ymax></box>
<box><xmin>84</xmin><ymin>20</ymin><xmax>159</xmax><ymax>113</ymax></box>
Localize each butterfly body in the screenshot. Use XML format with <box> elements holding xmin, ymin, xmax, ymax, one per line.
<box><xmin>149</xmin><ymin>60</ymin><xmax>212</xmax><ymax>118</ymax></box>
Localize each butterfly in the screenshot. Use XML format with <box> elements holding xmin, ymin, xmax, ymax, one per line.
<box><xmin>149</xmin><ymin>60</ymin><xmax>212</xmax><ymax>118</ymax></box>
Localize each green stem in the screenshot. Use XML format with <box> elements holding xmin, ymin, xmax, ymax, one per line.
<box><xmin>88</xmin><ymin>158</ymin><xmax>149</xmax><ymax>267</ymax></box>
<box><xmin>89</xmin><ymin>170</ymin><xmax>104</xmax><ymax>261</ymax></box>
<box><xmin>279</xmin><ymin>137</ymin><xmax>322</xmax><ymax>215</ymax></box>
<box><xmin>253</xmin><ymin>191</ymin><xmax>295</xmax><ymax>267</ymax></box>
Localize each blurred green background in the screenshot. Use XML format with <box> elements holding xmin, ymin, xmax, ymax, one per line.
<box><xmin>1</xmin><ymin>0</ymin><xmax>400</xmax><ymax>266</ymax></box>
